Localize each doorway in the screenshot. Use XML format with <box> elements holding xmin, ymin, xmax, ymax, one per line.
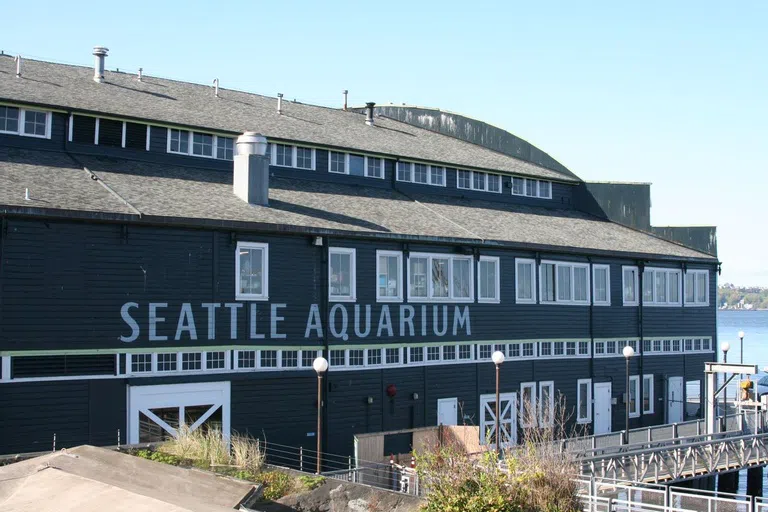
<box><xmin>667</xmin><ymin>376</ymin><xmax>684</xmax><ymax>423</ymax></box>
<box><xmin>594</xmin><ymin>382</ymin><xmax>612</xmax><ymax>435</ymax></box>
<box><xmin>127</xmin><ymin>381</ymin><xmax>231</xmax><ymax>444</ymax></box>
<box><xmin>437</xmin><ymin>397</ymin><xmax>458</xmax><ymax>426</ymax></box>
<box><xmin>480</xmin><ymin>392</ymin><xmax>517</xmax><ymax>448</ymax></box>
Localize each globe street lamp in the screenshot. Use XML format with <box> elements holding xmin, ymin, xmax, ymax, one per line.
<box><xmin>623</xmin><ymin>345</ymin><xmax>635</xmax><ymax>443</ymax></box>
<box><xmin>492</xmin><ymin>350</ymin><xmax>505</xmax><ymax>457</ymax></box>
<box><xmin>721</xmin><ymin>342</ymin><xmax>730</xmax><ymax>432</ymax></box>
<box><xmin>313</xmin><ymin>356</ymin><xmax>329</xmax><ymax>474</ymax></box>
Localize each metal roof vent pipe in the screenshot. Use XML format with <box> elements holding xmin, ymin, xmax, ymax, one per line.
<box><xmin>137</xmin><ymin>67</ymin><xmax>143</xmax><ymax>82</ymax></box>
<box><xmin>92</xmin><ymin>46</ymin><xmax>109</xmax><ymax>83</ymax></box>
<box><xmin>15</xmin><ymin>55</ymin><xmax>21</xmax><ymax>78</ymax></box>
<box><xmin>365</xmin><ymin>102</ymin><xmax>375</xmax><ymax>126</ymax></box>
<box><xmin>277</xmin><ymin>93</ymin><xmax>283</xmax><ymax>114</ymax></box>
<box><xmin>213</xmin><ymin>78</ymin><xmax>219</xmax><ymax>98</ymax></box>
<box><xmin>343</xmin><ymin>90</ymin><xmax>348</xmax><ymax>111</ymax></box>
<box><xmin>233</xmin><ymin>132</ymin><xmax>269</xmax><ymax>206</ymax></box>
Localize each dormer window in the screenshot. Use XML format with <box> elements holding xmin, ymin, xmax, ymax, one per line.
<box><xmin>0</xmin><ymin>106</ymin><xmax>51</xmax><ymax>139</ymax></box>
<box><xmin>457</xmin><ymin>170</ymin><xmax>502</xmax><ymax>193</ymax></box>
<box><xmin>167</xmin><ymin>128</ymin><xmax>234</xmax><ymax>160</ymax></box>
<box><xmin>328</xmin><ymin>151</ymin><xmax>383</xmax><ymax>178</ymax></box>
<box><xmin>512</xmin><ymin>177</ymin><xmax>552</xmax><ymax>199</ymax></box>
<box><xmin>271</xmin><ymin>143</ymin><xmax>316</xmax><ymax>170</ymax></box>
<box><xmin>397</xmin><ymin>162</ymin><xmax>445</xmax><ymax>186</ymax></box>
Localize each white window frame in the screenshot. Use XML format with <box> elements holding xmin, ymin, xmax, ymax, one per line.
<box><xmin>235</xmin><ymin>241</ymin><xmax>269</xmax><ymax>301</ymax></box>
<box><xmin>592</xmin><ymin>264</ymin><xmax>611</xmax><ymax>306</ymax></box>
<box><xmin>684</xmin><ymin>270</ymin><xmax>710</xmax><ymax>306</ymax></box>
<box><xmin>327</xmin><ymin>151</ymin><xmax>385</xmax><ymax>179</ymax></box>
<box><xmin>511</xmin><ymin>177</ymin><xmax>552</xmax><ymax>199</ymax></box>
<box><xmin>577</xmin><ymin>378</ymin><xmax>592</xmax><ymax>424</ymax></box>
<box><xmin>629</xmin><ymin>375</ymin><xmax>640</xmax><ymax>418</ymax></box>
<box><xmin>538</xmin><ymin>381</ymin><xmax>555</xmax><ymax>427</ymax></box>
<box><xmin>270</xmin><ymin>143</ymin><xmax>317</xmax><ymax>171</ymax></box>
<box><xmin>642</xmin><ymin>267</ymin><xmax>682</xmax><ymax>306</ymax></box>
<box><xmin>166</xmin><ymin>128</ymin><xmax>234</xmax><ymax>160</ymax></box>
<box><xmin>514</xmin><ymin>258</ymin><xmax>537</xmax><ymax>304</ymax></box>
<box><xmin>539</xmin><ymin>260</ymin><xmax>591</xmax><ymax>306</ymax></box>
<box><xmin>407</xmin><ymin>252</ymin><xmax>475</xmax><ymax>302</ymax></box>
<box><xmin>520</xmin><ymin>382</ymin><xmax>537</xmax><ymax>428</ymax></box>
<box><xmin>0</xmin><ymin>106</ymin><xmax>52</xmax><ymax>139</ymax></box>
<box><xmin>328</xmin><ymin>247</ymin><xmax>357</xmax><ymax>302</ymax></box>
<box><xmin>477</xmin><ymin>256</ymin><xmax>500</xmax><ymax>304</ymax></box>
<box><xmin>395</xmin><ymin>161</ymin><xmax>446</xmax><ymax>187</ymax></box>
<box><xmin>622</xmin><ymin>266</ymin><xmax>639</xmax><ymax>306</ymax></box>
<box><xmin>376</xmin><ymin>250</ymin><xmax>403</xmax><ymax>303</ymax></box>
<box><xmin>456</xmin><ymin>169</ymin><xmax>503</xmax><ymax>194</ymax></box>
<box><xmin>642</xmin><ymin>374</ymin><xmax>654</xmax><ymax>415</ymax></box>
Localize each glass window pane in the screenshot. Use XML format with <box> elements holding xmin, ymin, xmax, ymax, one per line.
<box><xmin>595</xmin><ymin>268</ymin><xmax>607</xmax><ymax>302</ymax></box>
<box><xmin>512</xmin><ymin>177</ymin><xmax>524</xmax><ymax>195</ymax></box>
<box><xmin>696</xmin><ymin>273</ymin><xmax>707</xmax><ymax>303</ymax></box>
<box><xmin>275</xmin><ymin>144</ymin><xmax>293</xmax><ymax>166</ymax></box>
<box><xmin>24</xmin><ymin>110</ymin><xmax>47</xmax><ymax>136</ymax></box>
<box><xmin>296</xmin><ymin>147</ymin><xmax>313</xmax><ymax>169</ymax></box>
<box><xmin>366</xmin><ymin>158</ymin><xmax>382</xmax><ymax>178</ymax></box>
<box><xmin>216</xmin><ymin>137</ymin><xmax>234</xmax><ymax>160</ymax></box>
<box><xmin>457</xmin><ymin>170</ymin><xmax>471</xmax><ymax>189</ymax></box>
<box><xmin>192</xmin><ymin>133</ymin><xmax>213</xmax><ymax>156</ymax></box>
<box><xmin>542</xmin><ymin>263</ymin><xmax>555</xmax><ymax>302</ymax></box>
<box><xmin>574</xmin><ymin>266</ymin><xmax>588</xmax><ymax>301</ymax></box>
<box><xmin>0</xmin><ymin>106</ymin><xmax>20</xmax><ymax>133</ymax></box>
<box><xmin>517</xmin><ymin>261</ymin><xmax>532</xmax><ymax>300</ymax></box>
<box><xmin>409</xmin><ymin>257</ymin><xmax>428</xmax><ymax>298</ymax></box>
<box><xmin>349</xmin><ymin>154</ymin><xmax>365</xmax><ymax>176</ymax></box>
<box><xmin>579</xmin><ymin>383</ymin><xmax>588</xmax><ymax>419</ymax></box>
<box><xmin>655</xmin><ymin>271</ymin><xmax>667</xmax><ymax>303</ymax></box>
<box><xmin>624</xmin><ymin>268</ymin><xmax>636</xmax><ymax>302</ymax></box>
<box><xmin>397</xmin><ymin>162</ymin><xmax>411</xmax><ymax>181</ymax></box>
<box><xmin>685</xmin><ymin>273</ymin><xmax>695</xmax><ymax>303</ymax></box>
<box><xmin>452</xmin><ymin>258</ymin><xmax>471</xmax><ymax>298</ymax></box>
<box><xmin>429</xmin><ymin>166</ymin><xmax>444</xmax><ymax>185</ymax></box>
<box><xmin>472</xmin><ymin>172</ymin><xmax>485</xmax><ymax>190</ymax></box>
<box><xmin>557</xmin><ymin>265</ymin><xmax>572</xmax><ymax>301</ymax></box>
<box><xmin>239</xmin><ymin>247</ymin><xmax>263</xmax><ymax>296</ymax></box>
<box><xmin>413</xmin><ymin>164</ymin><xmax>428</xmax><ymax>183</ymax></box>
<box><xmin>330</xmin><ymin>252</ymin><xmax>352</xmax><ymax>298</ymax></box>
<box><xmin>330</xmin><ymin>152</ymin><xmax>346</xmax><ymax>173</ymax></box>
<box><xmin>668</xmin><ymin>272</ymin><xmax>679</xmax><ymax>303</ymax></box>
<box><xmin>432</xmin><ymin>258</ymin><xmax>450</xmax><ymax>298</ymax></box>
<box><xmin>487</xmin><ymin>174</ymin><xmax>501</xmax><ymax>192</ymax></box>
<box><xmin>379</xmin><ymin>254</ymin><xmax>400</xmax><ymax>298</ymax></box>
<box><xmin>525</xmin><ymin>179</ymin><xmax>536</xmax><ymax>196</ymax></box>
<box><xmin>538</xmin><ymin>180</ymin><xmax>551</xmax><ymax>198</ymax></box>
<box><xmin>479</xmin><ymin>260</ymin><xmax>497</xmax><ymax>300</ymax></box>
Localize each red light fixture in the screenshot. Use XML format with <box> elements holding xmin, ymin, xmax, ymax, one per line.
<box><xmin>386</xmin><ymin>384</ymin><xmax>397</xmax><ymax>398</ymax></box>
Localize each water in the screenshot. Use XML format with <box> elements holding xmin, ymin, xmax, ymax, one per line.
<box><xmin>717</xmin><ymin>310</ymin><xmax>768</xmax><ymax>496</ymax></box>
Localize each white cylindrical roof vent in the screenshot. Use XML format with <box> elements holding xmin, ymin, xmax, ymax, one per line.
<box><xmin>365</xmin><ymin>102</ymin><xmax>375</xmax><ymax>126</ymax></box>
<box><xmin>93</xmin><ymin>46</ymin><xmax>109</xmax><ymax>83</ymax></box>
<box><xmin>236</xmin><ymin>131</ymin><xmax>268</xmax><ymax>156</ymax></box>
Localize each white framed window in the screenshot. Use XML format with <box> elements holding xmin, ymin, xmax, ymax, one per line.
<box><xmin>348</xmin><ymin>349</ymin><xmax>365</xmax><ymax>367</ymax></box>
<box><xmin>642</xmin><ymin>375</ymin><xmax>654</xmax><ymax>414</ymax></box>
<box><xmin>259</xmin><ymin>350</ymin><xmax>278</xmax><ymax>368</ymax></box>
<box><xmin>539</xmin><ymin>261</ymin><xmax>590</xmax><ymax>305</ymax></box>
<box><xmin>329</xmin><ymin>247</ymin><xmax>356</xmax><ymax>302</ymax></box>
<box><xmin>206</xmin><ymin>351</ymin><xmax>226</xmax><ymax>370</ymax></box>
<box><xmin>131</xmin><ymin>353</ymin><xmax>153</xmax><ymax>373</ymax></box>
<box><xmin>520</xmin><ymin>382</ymin><xmax>537</xmax><ymax>428</ymax></box>
<box><xmin>157</xmin><ymin>352</ymin><xmax>178</xmax><ymax>372</ymax></box>
<box><xmin>236</xmin><ymin>242</ymin><xmax>269</xmax><ymax>301</ymax></box>
<box><xmin>181</xmin><ymin>352</ymin><xmax>202</xmax><ymax>371</ymax></box>
<box><xmin>592</xmin><ymin>264</ymin><xmax>611</xmax><ymax>306</ymax></box>
<box><xmin>407</xmin><ymin>253</ymin><xmax>474</xmax><ymax>302</ymax></box>
<box><xmin>385</xmin><ymin>347</ymin><xmax>401</xmax><ymax>365</ymax></box>
<box><xmin>396</xmin><ymin>161</ymin><xmax>445</xmax><ymax>186</ymax></box>
<box><xmin>367</xmin><ymin>348</ymin><xmax>382</xmax><ymax>366</ymax></box>
<box><xmin>329</xmin><ymin>349</ymin><xmax>346</xmax><ymax>367</ymax></box>
<box><xmin>329</xmin><ymin>151</ymin><xmax>346</xmax><ymax>173</ymax></box>
<box><xmin>456</xmin><ymin>170</ymin><xmax>502</xmax><ymax>193</ymax></box>
<box><xmin>629</xmin><ymin>375</ymin><xmax>640</xmax><ymax>418</ymax></box>
<box><xmin>478</xmin><ymin>256</ymin><xmax>500</xmax><ymax>303</ymax></box>
<box><xmin>0</xmin><ymin>106</ymin><xmax>52</xmax><ymax>139</ymax></box>
<box><xmin>539</xmin><ymin>381</ymin><xmax>555</xmax><ymax>427</ymax></box>
<box><xmin>515</xmin><ymin>258</ymin><xmax>536</xmax><ymax>304</ymax></box>
<box><xmin>376</xmin><ymin>250</ymin><xmax>403</xmax><ymax>302</ymax></box>
<box><xmin>622</xmin><ymin>266</ymin><xmax>639</xmax><ymax>306</ymax></box>
<box><xmin>477</xmin><ymin>344</ymin><xmax>492</xmax><ymax>360</ymax></box>
<box><xmin>684</xmin><ymin>270</ymin><xmax>709</xmax><ymax>306</ymax></box>
<box><xmin>577</xmin><ymin>379</ymin><xmax>592</xmax><ymax>423</ymax></box>
<box><xmin>511</xmin><ymin>177</ymin><xmax>552</xmax><ymax>199</ymax></box>
<box><xmin>236</xmin><ymin>350</ymin><xmax>256</xmax><ymax>369</ymax></box>
<box><xmin>282</xmin><ymin>350</ymin><xmax>299</xmax><ymax>368</ymax></box>
<box><xmin>302</xmin><ymin>350</ymin><xmax>321</xmax><ymax>368</ymax></box>
<box><xmin>327</xmin><ymin>151</ymin><xmax>383</xmax><ymax>178</ymax></box>
<box><xmin>167</xmin><ymin>128</ymin><xmax>233</xmax><ymax>160</ymax></box>
<box><xmin>643</xmin><ymin>268</ymin><xmax>682</xmax><ymax>306</ymax></box>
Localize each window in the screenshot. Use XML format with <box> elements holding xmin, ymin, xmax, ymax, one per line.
<box><xmin>328</xmin><ymin>151</ymin><xmax>382</xmax><ymax>178</ymax></box>
<box><xmin>540</xmin><ymin>261</ymin><xmax>590</xmax><ymax>305</ymax></box>
<box><xmin>367</xmin><ymin>158</ymin><xmax>383</xmax><ymax>178</ymax></box>
<box><xmin>348</xmin><ymin>349</ymin><xmax>364</xmax><ymax>366</ymax></box>
<box><xmin>282</xmin><ymin>350</ymin><xmax>298</xmax><ymax>368</ymax></box>
<box><xmin>192</xmin><ymin>132</ymin><xmax>214</xmax><ymax>157</ymax></box>
<box><xmin>622</xmin><ymin>266</ymin><xmax>639</xmax><ymax>306</ymax></box>
<box><xmin>329</xmin><ymin>248</ymin><xmax>356</xmax><ymax>301</ymax></box>
<box><xmin>593</xmin><ymin>264</ymin><xmax>611</xmax><ymax>306</ymax></box>
<box><xmin>349</xmin><ymin>154</ymin><xmax>365</xmax><ymax>176</ymax></box>
<box><xmin>685</xmin><ymin>270</ymin><xmax>709</xmax><ymax>306</ymax></box>
<box><xmin>478</xmin><ymin>256</ymin><xmax>500</xmax><ymax>303</ymax></box>
<box><xmin>167</xmin><ymin>129</ymin><xmax>231</xmax><ymax>159</ymax></box>
<box><xmin>377</xmin><ymin>251</ymin><xmax>403</xmax><ymax>302</ymax></box>
<box><xmin>511</xmin><ymin>177</ymin><xmax>552</xmax><ymax>199</ymax></box>
<box><xmin>236</xmin><ymin>242</ymin><xmax>269</xmax><ymax>301</ymax></box>
<box><xmin>478</xmin><ymin>344</ymin><xmax>492</xmax><ymax>360</ymax></box>
<box><xmin>385</xmin><ymin>348</ymin><xmax>401</xmax><ymax>365</ymax></box>
<box><xmin>216</xmin><ymin>137</ymin><xmax>234</xmax><ymax>160</ymax></box>
<box><xmin>131</xmin><ymin>353</ymin><xmax>152</xmax><ymax>373</ymax></box>
<box><xmin>367</xmin><ymin>348</ymin><xmax>382</xmax><ymax>366</ymax></box>
<box><xmin>302</xmin><ymin>350</ymin><xmax>319</xmax><ymax>368</ymax></box>
<box><xmin>329</xmin><ymin>151</ymin><xmax>346</xmax><ymax>173</ymax></box>
<box><xmin>539</xmin><ymin>381</ymin><xmax>555</xmax><ymax>427</ymax></box>
<box><xmin>515</xmin><ymin>259</ymin><xmax>536</xmax><ymax>303</ymax></box>
<box><xmin>577</xmin><ymin>379</ymin><xmax>592</xmax><ymax>423</ymax></box>
<box><xmin>181</xmin><ymin>352</ymin><xmax>202</xmax><ymax>371</ymax></box>
<box><xmin>553</xmin><ymin>342</ymin><xmax>564</xmax><ymax>356</ymax></box>
<box><xmin>1</xmin><ymin>106</ymin><xmax>51</xmax><ymax>138</ymax></box>
<box><xmin>595</xmin><ymin>342</ymin><xmax>605</xmax><ymax>355</ymax></box>
<box><xmin>237</xmin><ymin>350</ymin><xmax>256</xmax><ymax>369</ymax></box>
<box><xmin>271</xmin><ymin>144</ymin><xmax>315</xmax><ymax>170</ymax></box>
<box><xmin>459</xmin><ymin>345</ymin><xmax>473</xmax><ymax>360</ymax></box>
<box><xmin>427</xmin><ymin>346</ymin><xmax>441</xmax><ymax>361</ymax></box>
<box><xmin>443</xmin><ymin>345</ymin><xmax>456</xmax><ymax>360</ymax></box>
<box><xmin>521</xmin><ymin>382</ymin><xmax>536</xmax><ymax>428</ymax></box>
<box><xmin>260</xmin><ymin>350</ymin><xmax>278</xmax><ymax>368</ymax></box>
<box><xmin>330</xmin><ymin>350</ymin><xmax>346</xmax><ymax>367</ymax></box>
<box><xmin>540</xmin><ymin>342</ymin><xmax>552</xmax><ymax>356</ymax></box>
<box><xmin>523</xmin><ymin>342</ymin><xmax>535</xmax><ymax>357</ymax></box>
<box><xmin>579</xmin><ymin>341</ymin><xmax>589</xmax><ymax>355</ymax></box>
<box><xmin>408</xmin><ymin>253</ymin><xmax>474</xmax><ymax>302</ymax></box>
<box><xmin>409</xmin><ymin>347</ymin><xmax>424</xmax><ymax>363</ymax></box>
<box><xmin>643</xmin><ymin>375</ymin><xmax>654</xmax><ymax>414</ymax></box>
<box><xmin>157</xmin><ymin>353</ymin><xmax>177</xmax><ymax>372</ymax></box>
<box><xmin>643</xmin><ymin>268</ymin><xmax>682</xmax><ymax>306</ymax></box>
<box><xmin>396</xmin><ymin>162</ymin><xmax>445</xmax><ymax>186</ymax></box>
<box><xmin>629</xmin><ymin>376</ymin><xmax>640</xmax><ymax>418</ymax></box>
<box><xmin>457</xmin><ymin>170</ymin><xmax>503</xmax><ymax>193</ymax></box>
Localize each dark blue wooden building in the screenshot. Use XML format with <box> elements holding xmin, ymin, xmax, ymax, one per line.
<box><xmin>0</xmin><ymin>49</ymin><xmax>717</xmax><ymax>457</ymax></box>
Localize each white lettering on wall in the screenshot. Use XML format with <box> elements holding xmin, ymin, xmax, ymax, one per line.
<box><xmin>149</xmin><ymin>303</ymin><xmax>168</xmax><ymax>341</ymax></box>
<box><xmin>175</xmin><ymin>303</ymin><xmax>198</xmax><ymax>340</ymax></box>
<box><xmin>119</xmin><ymin>302</ymin><xmax>139</xmax><ymax>342</ymax></box>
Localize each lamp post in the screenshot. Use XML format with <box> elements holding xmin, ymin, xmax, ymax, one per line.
<box><xmin>623</xmin><ymin>345</ymin><xmax>635</xmax><ymax>444</ymax></box>
<box><xmin>721</xmin><ymin>342</ymin><xmax>730</xmax><ymax>432</ymax></box>
<box><xmin>491</xmin><ymin>350</ymin><xmax>505</xmax><ymax>458</ymax></box>
<box><xmin>313</xmin><ymin>356</ymin><xmax>328</xmax><ymax>474</ymax></box>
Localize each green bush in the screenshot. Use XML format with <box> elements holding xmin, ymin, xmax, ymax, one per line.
<box><xmin>134</xmin><ymin>449</ymin><xmax>183</xmax><ymax>466</ymax></box>
<box><xmin>298</xmin><ymin>475</ymin><xmax>326</xmax><ymax>490</ymax></box>
<box><xmin>260</xmin><ymin>471</ymin><xmax>294</xmax><ymax>501</ymax></box>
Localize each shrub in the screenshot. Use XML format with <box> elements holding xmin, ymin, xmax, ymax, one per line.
<box><xmin>231</xmin><ymin>433</ymin><xmax>265</xmax><ymax>472</ymax></box>
<box><xmin>298</xmin><ymin>475</ymin><xmax>326</xmax><ymax>490</ymax></box>
<box><xmin>260</xmin><ymin>471</ymin><xmax>294</xmax><ymax>501</ymax></box>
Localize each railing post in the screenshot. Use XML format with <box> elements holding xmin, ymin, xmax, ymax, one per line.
<box><xmin>300</xmin><ymin>446</ymin><xmax>303</xmax><ymax>472</ymax></box>
<box><xmin>117</xmin><ymin>428</ymin><xmax>121</xmax><ymax>449</ymax></box>
<box><xmin>52</xmin><ymin>433</ymin><xmax>56</xmax><ymax>452</ymax></box>
<box><xmin>673</xmin><ymin>423</ymin><xmax>678</xmax><ymax>440</ymax></box>
<box><xmin>348</xmin><ymin>456</ymin><xmax>352</xmax><ymax>482</ymax></box>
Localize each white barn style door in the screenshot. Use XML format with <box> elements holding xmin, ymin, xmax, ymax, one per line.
<box><xmin>480</xmin><ymin>392</ymin><xmax>517</xmax><ymax>448</ymax></box>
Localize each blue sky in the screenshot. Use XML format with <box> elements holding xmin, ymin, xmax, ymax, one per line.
<box><xmin>3</xmin><ymin>1</ymin><xmax>766</xmax><ymax>286</ymax></box>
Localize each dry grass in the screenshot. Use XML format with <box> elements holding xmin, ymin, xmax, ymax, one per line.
<box><xmin>157</xmin><ymin>428</ymin><xmax>264</xmax><ymax>470</ymax></box>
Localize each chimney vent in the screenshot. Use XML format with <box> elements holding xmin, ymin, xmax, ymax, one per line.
<box><xmin>365</xmin><ymin>102</ymin><xmax>375</xmax><ymax>126</ymax></box>
<box><xmin>15</xmin><ymin>55</ymin><xmax>21</xmax><ymax>78</ymax></box>
<box><xmin>137</xmin><ymin>67</ymin><xmax>143</xmax><ymax>81</ymax></box>
<box><xmin>213</xmin><ymin>78</ymin><xmax>219</xmax><ymax>98</ymax></box>
<box><xmin>277</xmin><ymin>93</ymin><xmax>283</xmax><ymax>114</ymax></box>
<box><xmin>343</xmin><ymin>90</ymin><xmax>348</xmax><ymax>111</ymax></box>
<box><xmin>233</xmin><ymin>132</ymin><xmax>270</xmax><ymax>206</ymax></box>
<box><xmin>92</xmin><ymin>46</ymin><xmax>109</xmax><ymax>83</ymax></box>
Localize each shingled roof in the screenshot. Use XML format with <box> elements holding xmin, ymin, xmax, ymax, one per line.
<box><xmin>0</xmin><ymin>147</ymin><xmax>715</xmax><ymax>261</ymax></box>
<box><xmin>0</xmin><ymin>54</ymin><xmax>578</xmax><ymax>183</ymax></box>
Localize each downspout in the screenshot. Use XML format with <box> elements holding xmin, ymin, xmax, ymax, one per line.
<box><xmin>638</xmin><ymin>261</ymin><xmax>645</xmax><ymax>428</ymax></box>
<box><xmin>321</xmin><ymin>236</ymin><xmax>329</xmax><ymax>459</ymax></box>
<box><xmin>588</xmin><ymin>257</ymin><xmax>595</xmax><ymax>432</ymax></box>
